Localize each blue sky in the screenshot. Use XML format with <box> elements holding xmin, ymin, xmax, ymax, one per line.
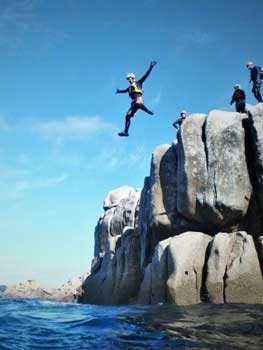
<box><xmin>0</xmin><ymin>0</ymin><xmax>262</xmax><ymax>288</ymax></box>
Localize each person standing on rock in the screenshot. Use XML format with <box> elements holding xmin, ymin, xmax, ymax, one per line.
<box><xmin>246</xmin><ymin>61</ymin><xmax>263</xmax><ymax>103</ymax></box>
<box><xmin>230</xmin><ymin>84</ymin><xmax>246</xmax><ymax>113</ymax></box>
<box><xmin>173</xmin><ymin>110</ymin><xmax>188</xmax><ymax>129</ymax></box>
<box><xmin>116</xmin><ymin>61</ymin><xmax>157</xmax><ymax>137</ymax></box>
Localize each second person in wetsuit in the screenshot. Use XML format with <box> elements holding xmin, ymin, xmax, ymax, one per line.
<box><xmin>117</xmin><ymin>61</ymin><xmax>157</xmax><ymax>137</ymax></box>
<box><xmin>230</xmin><ymin>84</ymin><xmax>246</xmax><ymax>113</ymax></box>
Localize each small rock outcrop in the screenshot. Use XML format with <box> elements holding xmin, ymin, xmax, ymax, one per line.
<box><xmin>3</xmin><ymin>280</ymin><xmax>49</xmax><ymax>299</ymax></box>
<box><xmin>81</xmin><ymin>187</ymin><xmax>141</xmax><ymax>304</ymax></box>
<box><xmin>3</xmin><ymin>276</ymin><xmax>87</xmax><ymax>302</ymax></box>
<box><xmin>206</xmin><ymin>231</ymin><xmax>263</xmax><ymax>304</ymax></box>
<box><xmin>0</xmin><ymin>285</ymin><xmax>7</xmax><ymax>296</ymax></box>
<box><xmin>81</xmin><ymin>104</ymin><xmax>263</xmax><ymax>306</ymax></box>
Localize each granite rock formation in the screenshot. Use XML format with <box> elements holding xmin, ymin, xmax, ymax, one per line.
<box><xmin>81</xmin><ymin>104</ymin><xmax>263</xmax><ymax>305</ymax></box>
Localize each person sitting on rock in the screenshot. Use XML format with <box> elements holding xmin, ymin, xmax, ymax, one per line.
<box><xmin>173</xmin><ymin>110</ymin><xmax>188</xmax><ymax>129</ymax></box>
<box><xmin>230</xmin><ymin>84</ymin><xmax>246</xmax><ymax>113</ymax></box>
<box><xmin>116</xmin><ymin>61</ymin><xmax>157</xmax><ymax>137</ymax></box>
<box><xmin>246</xmin><ymin>61</ymin><xmax>263</xmax><ymax>103</ymax></box>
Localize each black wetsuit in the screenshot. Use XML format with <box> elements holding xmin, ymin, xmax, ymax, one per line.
<box><xmin>173</xmin><ymin>116</ymin><xmax>186</xmax><ymax>129</ymax></box>
<box><xmin>250</xmin><ymin>66</ymin><xmax>262</xmax><ymax>103</ymax></box>
<box><xmin>230</xmin><ymin>89</ymin><xmax>246</xmax><ymax>113</ymax></box>
<box><xmin>117</xmin><ymin>64</ymin><xmax>155</xmax><ymax>134</ymax></box>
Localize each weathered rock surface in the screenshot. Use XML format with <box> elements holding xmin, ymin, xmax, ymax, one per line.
<box><xmin>206</xmin><ymin>231</ymin><xmax>263</xmax><ymax>303</ymax></box>
<box><xmin>138</xmin><ymin>237</ymin><xmax>171</xmax><ymax>304</ymax></box>
<box><xmin>138</xmin><ymin>144</ymin><xmax>178</xmax><ymax>268</ymax></box>
<box><xmin>176</xmin><ymin>113</ymin><xmax>207</xmax><ymax>223</ymax></box>
<box><xmin>93</xmin><ymin>186</ymin><xmax>141</xmax><ymax>261</ymax></box>
<box><xmin>81</xmin><ymin>104</ymin><xmax>263</xmax><ymax>306</ymax></box>
<box><xmin>81</xmin><ymin>227</ymin><xmax>142</xmax><ymax>305</ymax></box>
<box><xmin>166</xmin><ymin>232</ymin><xmax>211</xmax><ymax>305</ymax></box>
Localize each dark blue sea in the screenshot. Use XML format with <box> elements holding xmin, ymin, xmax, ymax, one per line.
<box><xmin>0</xmin><ymin>298</ymin><xmax>262</xmax><ymax>350</ymax></box>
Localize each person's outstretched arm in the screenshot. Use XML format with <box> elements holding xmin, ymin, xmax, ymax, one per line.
<box><xmin>116</xmin><ymin>87</ymin><xmax>129</xmax><ymax>94</ymax></box>
<box><xmin>139</xmin><ymin>61</ymin><xmax>157</xmax><ymax>84</ymax></box>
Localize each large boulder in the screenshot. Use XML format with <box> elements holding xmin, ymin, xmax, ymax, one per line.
<box><xmin>193</xmin><ymin>111</ymin><xmax>251</xmax><ymax>230</ymax></box>
<box><xmin>138</xmin><ymin>232</ymin><xmax>212</xmax><ymax>306</ymax></box>
<box><xmin>138</xmin><ymin>237</ymin><xmax>171</xmax><ymax>304</ymax></box>
<box><xmin>206</xmin><ymin>231</ymin><xmax>263</xmax><ymax>304</ymax></box>
<box><xmin>166</xmin><ymin>232</ymin><xmax>211</xmax><ymax>305</ymax></box>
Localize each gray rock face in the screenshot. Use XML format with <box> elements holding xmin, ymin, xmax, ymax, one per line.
<box><xmin>81</xmin><ymin>187</ymin><xmax>142</xmax><ymax>305</ymax></box>
<box><xmin>202</xmin><ymin>111</ymin><xmax>252</xmax><ymax>229</ymax></box>
<box><xmin>81</xmin><ymin>235</ymin><xmax>120</xmax><ymax>304</ymax></box>
<box><xmin>176</xmin><ymin>113</ymin><xmax>207</xmax><ymax>223</ymax></box>
<box><xmin>206</xmin><ymin>232</ymin><xmax>263</xmax><ymax>303</ymax></box>
<box><xmin>244</xmin><ymin>104</ymin><xmax>263</xmax><ymax>232</ymax></box>
<box><xmin>138</xmin><ymin>232</ymin><xmax>211</xmax><ymax>305</ymax></box>
<box><xmin>93</xmin><ymin>186</ymin><xmax>141</xmax><ymax>262</ymax></box>
<box><xmin>167</xmin><ymin>232</ymin><xmax>211</xmax><ymax>305</ymax></box>
<box><xmin>178</xmin><ymin>110</ymin><xmax>251</xmax><ymax>231</ymax></box>
<box><xmin>138</xmin><ymin>237</ymin><xmax>171</xmax><ymax>304</ymax></box>
<box><xmin>223</xmin><ymin>232</ymin><xmax>263</xmax><ymax>304</ymax></box>
<box><xmin>138</xmin><ymin>144</ymin><xmax>178</xmax><ymax>268</ymax></box>
<box><xmin>112</xmin><ymin>228</ymin><xmax>142</xmax><ymax>304</ymax></box>
<box><xmin>81</xmin><ymin>228</ymin><xmax>142</xmax><ymax>305</ymax></box>
<box><xmin>82</xmin><ymin>105</ymin><xmax>263</xmax><ymax>306</ymax></box>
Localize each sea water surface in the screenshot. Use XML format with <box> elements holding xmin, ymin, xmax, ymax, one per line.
<box><xmin>0</xmin><ymin>298</ymin><xmax>262</xmax><ymax>350</ymax></box>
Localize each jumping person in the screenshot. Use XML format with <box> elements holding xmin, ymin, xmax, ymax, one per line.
<box><xmin>230</xmin><ymin>84</ymin><xmax>246</xmax><ymax>113</ymax></box>
<box><xmin>116</xmin><ymin>61</ymin><xmax>157</xmax><ymax>137</ymax></box>
<box><xmin>173</xmin><ymin>110</ymin><xmax>188</xmax><ymax>129</ymax></box>
<box><xmin>246</xmin><ymin>61</ymin><xmax>263</xmax><ymax>103</ymax></box>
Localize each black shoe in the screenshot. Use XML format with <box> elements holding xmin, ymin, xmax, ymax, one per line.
<box><xmin>148</xmin><ymin>111</ymin><xmax>154</xmax><ymax>115</ymax></box>
<box><xmin>118</xmin><ymin>131</ymin><xmax>129</xmax><ymax>137</ymax></box>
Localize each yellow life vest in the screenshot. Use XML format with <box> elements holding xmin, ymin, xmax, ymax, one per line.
<box><xmin>129</xmin><ymin>82</ymin><xmax>144</xmax><ymax>95</ymax></box>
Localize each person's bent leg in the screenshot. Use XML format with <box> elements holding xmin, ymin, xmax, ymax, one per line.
<box><xmin>135</xmin><ymin>102</ymin><xmax>154</xmax><ymax>115</ymax></box>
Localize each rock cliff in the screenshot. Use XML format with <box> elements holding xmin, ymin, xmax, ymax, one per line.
<box><xmin>80</xmin><ymin>104</ymin><xmax>263</xmax><ymax>305</ymax></box>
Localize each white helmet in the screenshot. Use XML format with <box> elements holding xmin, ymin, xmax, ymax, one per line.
<box><xmin>246</xmin><ymin>61</ymin><xmax>254</xmax><ymax>67</ymax></box>
<box><xmin>180</xmin><ymin>110</ymin><xmax>187</xmax><ymax>117</ymax></box>
<box><xmin>234</xmin><ymin>84</ymin><xmax>241</xmax><ymax>89</ymax></box>
<box><xmin>126</xmin><ymin>72</ymin><xmax>136</xmax><ymax>80</ymax></box>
